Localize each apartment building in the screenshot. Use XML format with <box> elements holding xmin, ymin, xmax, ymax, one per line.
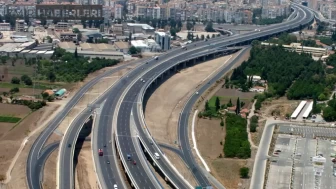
<box><xmin>58</xmin><ymin>32</ymin><xmax>78</xmax><ymax>43</ymax></box>
<box><xmin>115</xmin><ymin>4</ymin><xmax>123</xmax><ymax>19</ymax></box>
<box><xmin>0</xmin><ymin>23</ymin><xmax>10</xmax><ymax>31</ymax></box>
<box><xmin>55</xmin><ymin>22</ymin><xmax>70</xmax><ymax>31</ymax></box>
<box><xmin>15</xmin><ymin>20</ymin><xmax>26</xmax><ymax>32</ymax></box>
<box><xmin>154</xmin><ymin>31</ymin><xmax>170</xmax><ymax>51</ymax></box>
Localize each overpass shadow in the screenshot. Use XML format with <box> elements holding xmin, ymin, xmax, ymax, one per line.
<box><xmin>73</xmin><ymin>116</ymin><xmax>93</xmax><ymax>188</ymax></box>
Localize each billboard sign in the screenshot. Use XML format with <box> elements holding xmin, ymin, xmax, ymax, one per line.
<box><xmin>7</xmin><ymin>5</ymin><xmax>36</xmax><ymax>18</ymax></box>
<box><xmin>36</xmin><ymin>5</ymin><xmax>103</xmax><ymax>20</ymax></box>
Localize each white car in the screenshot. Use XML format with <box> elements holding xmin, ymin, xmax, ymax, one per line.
<box><xmin>195</xmin><ymin>91</ymin><xmax>199</xmax><ymax>95</ymax></box>
<box><xmin>114</xmin><ymin>184</ymin><xmax>118</xmax><ymax>189</ymax></box>
<box><xmin>142</xmin><ymin>80</ymin><xmax>145</xmax><ymax>83</ymax></box>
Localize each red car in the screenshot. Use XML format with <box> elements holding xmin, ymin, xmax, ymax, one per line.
<box><xmin>133</xmin><ymin>160</ymin><xmax>136</xmax><ymax>165</ymax></box>
<box><xmin>98</xmin><ymin>149</ymin><xmax>103</xmax><ymax>156</ymax></box>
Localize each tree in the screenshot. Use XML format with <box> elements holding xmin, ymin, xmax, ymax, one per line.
<box><xmin>196</xmin><ymin>35</ymin><xmax>199</xmax><ymax>41</ymax></box>
<box><xmin>201</xmin><ymin>35</ymin><xmax>205</xmax><ymax>40</ymax></box>
<box><xmin>333</xmin><ymin>93</ymin><xmax>336</xmax><ymax>100</ymax></box>
<box><xmin>206</xmin><ymin>34</ymin><xmax>210</xmax><ymax>39</ymax></box>
<box><xmin>227</xmin><ymin>99</ymin><xmax>233</xmax><ymax>107</ymax></box>
<box><xmin>11</xmin><ymin>77</ymin><xmax>20</xmax><ymax>84</ymax></box>
<box><xmin>129</xmin><ymin>46</ymin><xmax>138</xmax><ymax>54</ymax></box>
<box><xmin>212</xmin><ymin>34</ymin><xmax>215</xmax><ymax>38</ymax></box>
<box><xmin>240</xmin><ymin>167</ymin><xmax>249</xmax><ymax>178</ymax></box>
<box><xmin>220</xmin><ymin>119</ymin><xmax>224</xmax><ymax>126</ymax></box>
<box><xmin>21</xmin><ymin>75</ymin><xmax>32</xmax><ymax>85</ymax></box>
<box><xmin>0</xmin><ymin>96</ymin><xmax>2</xmax><ymax>102</ymax></box>
<box><xmin>48</xmin><ymin>71</ymin><xmax>56</xmax><ymax>82</ymax></box>
<box><xmin>42</xmin><ymin>92</ymin><xmax>49</xmax><ymax>99</ymax></box>
<box><xmin>205</xmin><ymin>100</ymin><xmax>210</xmax><ymax>111</ymax></box>
<box><xmin>312</xmin><ymin>97</ymin><xmax>319</xmax><ymax>114</ymax></box>
<box><xmin>1</xmin><ymin>56</ymin><xmax>7</xmax><ymax>64</ymax></box>
<box><xmin>170</xmin><ymin>28</ymin><xmax>176</xmax><ymax>37</ymax></box>
<box><xmin>74</xmin><ymin>47</ymin><xmax>78</xmax><ymax>58</ymax></box>
<box><xmin>205</xmin><ymin>21</ymin><xmax>215</xmax><ymax>32</ymax></box>
<box><xmin>186</xmin><ymin>21</ymin><xmax>193</xmax><ymax>30</ymax></box>
<box><xmin>129</xmin><ymin>32</ymin><xmax>132</xmax><ymax>43</ymax></box>
<box><xmin>215</xmin><ymin>97</ymin><xmax>220</xmax><ymax>111</ymax></box>
<box><xmin>235</xmin><ymin>97</ymin><xmax>241</xmax><ymax>115</ymax></box>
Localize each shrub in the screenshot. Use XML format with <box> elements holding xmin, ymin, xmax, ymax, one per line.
<box><xmin>11</xmin><ymin>77</ymin><xmax>20</xmax><ymax>84</ymax></box>
<box><xmin>240</xmin><ymin>167</ymin><xmax>249</xmax><ymax>178</ymax></box>
<box><xmin>10</xmin><ymin>87</ymin><xmax>19</xmax><ymax>94</ymax></box>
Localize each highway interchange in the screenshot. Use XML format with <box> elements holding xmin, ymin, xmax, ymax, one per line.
<box><xmin>26</xmin><ymin>3</ymin><xmax>315</xmax><ymax>189</ymax></box>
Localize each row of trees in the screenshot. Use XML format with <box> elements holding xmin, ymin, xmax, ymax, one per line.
<box><xmin>11</xmin><ymin>75</ymin><xmax>33</xmax><ymax>86</ymax></box>
<box><xmin>230</xmin><ymin>43</ymin><xmax>329</xmax><ymax>100</ymax></box>
<box><xmin>224</xmin><ymin>113</ymin><xmax>251</xmax><ymax>158</ymax></box>
<box><xmin>35</xmin><ymin>48</ymin><xmax>120</xmax><ymax>82</ymax></box>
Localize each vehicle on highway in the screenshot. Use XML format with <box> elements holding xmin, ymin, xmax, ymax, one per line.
<box><xmin>107</xmin><ymin>161</ymin><xmax>110</xmax><ymax>164</ymax></box>
<box><xmin>275</xmin><ymin>150</ymin><xmax>282</xmax><ymax>153</ymax></box>
<box><xmin>181</xmin><ymin>46</ymin><xmax>185</xmax><ymax>49</ymax></box>
<box><xmin>195</xmin><ymin>91</ymin><xmax>199</xmax><ymax>95</ymax></box>
<box><xmin>114</xmin><ymin>184</ymin><xmax>118</xmax><ymax>189</ymax></box>
<box><xmin>127</xmin><ymin>154</ymin><xmax>131</xmax><ymax>161</ymax></box>
<box><xmin>104</xmin><ymin>144</ymin><xmax>106</xmax><ymax>147</ymax></box>
<box><xmin>98</xmin><ymin>149</ymin><xmax>103</xmax><ymax>156</ymax></box>
<box><xmin>154</xmin><ymin>56</ymin><xmax>159</xmax><ymax>60</ymax></box>
<box><xmin>154</xmin><ymin>152</ymin><xmax>160</xmax><ymax>160</ymax></box>
<box><xmin>68</xmin><ymin>144</ymin><xmax>71</xmax><ymax>148</ymax></box>
<box><xmin>133</xmin><ymin>160</ymin><xmax>136</xmax><ymax>165</ymax></box>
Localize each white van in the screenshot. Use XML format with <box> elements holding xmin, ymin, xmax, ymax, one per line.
<box><xmin>154</xmin><ymin>152</ymin><xmax>160</xmax><ymax>160</ymax></box>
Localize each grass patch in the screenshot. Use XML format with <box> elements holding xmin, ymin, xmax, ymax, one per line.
<box><xmin>0</xmin><ymin>116</ymin><xmax>21</xmax><ymax>123</ymax></box>
<box><xmin>0</xmin><ymin>82</ymin><xmax>63</xmax><ymax>89</ymax></box>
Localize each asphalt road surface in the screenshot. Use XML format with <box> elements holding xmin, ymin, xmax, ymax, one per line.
<box><xmin>28</xmin><ymin>3</ymin><xmax>314</xmax><ymax>189</ymax></box>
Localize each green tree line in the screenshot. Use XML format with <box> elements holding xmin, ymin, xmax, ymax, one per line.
<box><xmin>230</xmin><ymin>45</ymin><xmax>329</xmax><ymax>100</ymax></box>
<box><xmin>224</xmin><ymin>113</ymin><xmax>251</xmax><ymax>159</ymax></box>
<box><xmin>36</xmin><ymin>48</ymin><xmax>120</xmax><ymax>82</ymax></box>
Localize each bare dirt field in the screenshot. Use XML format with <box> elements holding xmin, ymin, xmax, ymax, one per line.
<box><xmin>0</xmin><ymin>103</ymin><xmax>59</xmax><ymax>179</ymax></box>
<box><xmin>211</xmin><ymin>158</ymin><xmax>248</xmax><ymax>189</ymax></box>
<box><xmin>0</xmin><ymin>88</ymin><xmax>44</xmax><ymax>96</ymax></box>
<box><xmin>0</xmin><ymin>103</ymin><xmax>30</xmax><ymax>138</ymax></box>
<box><xmin>145</xmin><ymin>55</ymin><xmax>232</xmax><ymax>146</ymax></box>
<box><xmin>197</xmin><ymin>118</ymin><xmax>224</xmax><ymax>160</ymax></box>
<box><xmin>0</xmin><ymin>60</ymin><xmax>34</xmax><ymax>82</ymax></box>
<box><xmin>214</xmin><ymin>88</ymin><xmax>255</xmax><ymax>108</ymax></box>
<box><xmin>0</xmin><ymin>103</ymin><xmax>30</xmax><ymax>117</ymax></box>
<box><xmin>251</xmin><ymin>97</ymin><xmax>298</xmax><ymax>146</ymax></box>
<box><xmin>42</xmin><ymin>149</ymin><xmax>58</xmax><ymax>189</ymax></box>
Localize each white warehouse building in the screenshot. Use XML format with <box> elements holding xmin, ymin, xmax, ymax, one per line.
<box><xmin>154</xmin><ymin>31</ymin><xmax>170</xmax><ymax>51</ymax></box>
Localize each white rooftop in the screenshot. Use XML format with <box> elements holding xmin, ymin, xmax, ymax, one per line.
<box><xmin>155</xmin><ymin>31</ymin><xmax>166</xmax><ymax>36</ymax></box>
<box><xmin>131</xmin><ymin>40</ymin><xmax>148</xmax><ymax>48</ymax></box>
<box><xmin>127</xmin><ymin>23</ymin><xmax>154</xmax><ymax>30</ymax></box>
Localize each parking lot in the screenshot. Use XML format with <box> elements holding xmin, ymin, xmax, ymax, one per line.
<box><xmin>266</xmin><ymin>134</ymin><xmax>296</xmax><ymax>189</ymax></box>
<box><xmin>266</xmin><ymin>133</ymin><xmax>336</xmax><ymax>189</ymax></box>
<box><xmin>279</xmin><ymin>125</ymin><xmax>336</xmax><ymax>138</ymax></box>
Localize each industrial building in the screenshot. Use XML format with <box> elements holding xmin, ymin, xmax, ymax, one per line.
<box><xmin>261</xmin><ymin>42</ymin><xmax>328</xmax><ymax>57</ymax></box>
<box><xmin>291</xmin><ymin>101</ymin><xmax>307</xmax><ymax>119</ymax></box>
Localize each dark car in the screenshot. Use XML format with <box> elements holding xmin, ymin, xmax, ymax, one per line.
<box><xmin>275</xmin><ymin>150</ymin><xmax>282</xmax><ymax>153</ymax></box>
<box><xmin>68</xmin><ymin>144</ymin><xmax>71</xmax><ymax>148</ymax></box>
